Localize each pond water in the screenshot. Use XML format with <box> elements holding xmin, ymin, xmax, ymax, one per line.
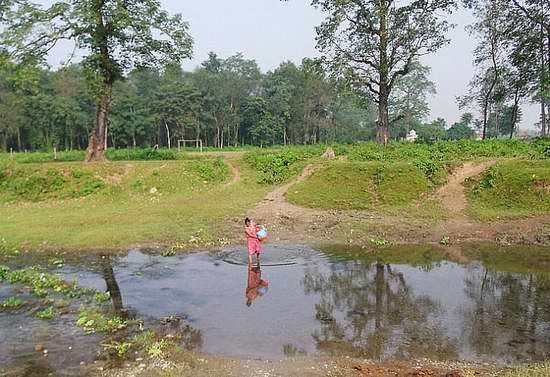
<box><xmin>1</xmin><ymin>244</ymin><xmax>550</xmax><ymax>375</ymax></box>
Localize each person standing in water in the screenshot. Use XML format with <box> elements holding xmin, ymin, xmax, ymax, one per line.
<box><xmin>245</xmin><ymin>217</ymin><xmax>262</xmax><ymax>266</ymax></box>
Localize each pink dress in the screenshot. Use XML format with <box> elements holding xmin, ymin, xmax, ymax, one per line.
<box><xmin>245</xmin><ymin>225</ymin><xmax>262</xmax><ymax>255</ymax></box>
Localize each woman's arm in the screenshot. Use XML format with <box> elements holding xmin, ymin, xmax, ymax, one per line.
<box><xmin>245</xmin><ymin>226</ymin><xmax>258</xmax><ymax>239</ymax></box>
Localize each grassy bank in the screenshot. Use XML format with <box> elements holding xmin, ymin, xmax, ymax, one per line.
<box><xmin>0</xmin><ymin>158</ymin><xmax>271</xmax><ymax>250</ymax></box>
<box><xmin>287</xmin><ymin>160</ymin><xmax>445</xmax><ymax>218</ymax></box>
<box><xmin>465</xmin><ymin>160</ymin><xmax>550</xmax><ymax>220</ymax></box>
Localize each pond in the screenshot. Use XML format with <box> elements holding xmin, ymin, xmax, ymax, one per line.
<box><xmin>1</xmin><ymin>243</ymin><xmax>550</xmax><ymax>375</ymax></box>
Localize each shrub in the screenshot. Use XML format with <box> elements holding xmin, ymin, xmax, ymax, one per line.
<box><xmin>245</xmin><ymin>146</ymin><xmax>322</xmax><ymax>184</ymax></box>
<box><xmin>188</xmin><ymin>158</ymin><xmax>229</xmax><ymax>183</ymax></box>
<box><xmin>106</xmin><ymin>148</ymin><xmax>177</xmax><ymax>161</ymax></box>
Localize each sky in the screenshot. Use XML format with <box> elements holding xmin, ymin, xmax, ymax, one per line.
<box><xmin>45</xmin><ymin>0</ymin><xmax>540</xmax><ymax>131</ymax></box>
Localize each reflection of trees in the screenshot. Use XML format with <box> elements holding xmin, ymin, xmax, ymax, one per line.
<box><xmin>98</xmin><ymin>255</ymin><xmax>203</xmax><ymax>351</ymax></box>
<box><xmin>99</xmin><ymin>255</ymin><xmax>127</xmax><ymax>317</ymax></box>
<box><xmin>463</xmin><ymin>266</ymin><xmax>550</xmax><ymax>362</ymax></box>
<box><xmin>303</xmin><ymin>262</ymin><xmax>457</xmax><ymax>360</ymax></box>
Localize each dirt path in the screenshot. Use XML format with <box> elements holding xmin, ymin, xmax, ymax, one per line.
<box><xmin>224</xmin><ymin>159</ymin><xmax>241</xmax><ymax>187</ymax></box>
<box><xmin>436</xmin><ymin>161</ymin><xmax>495</xmax><ymax>218</ymax></box>
<box><xmin>240</xmin><ymin>160</ymin><xmax>550</xmax><ymax>247</ymax></box>
<box><xmin>248</xmin><ymin>164</ymin><xmax>331</xmax><ymax>242</ymax></box>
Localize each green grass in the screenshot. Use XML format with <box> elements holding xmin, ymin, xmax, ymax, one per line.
<box><xmin>0</xmin><ymin>157</ymin><xmax>271</xmax><ymax>250</ymax></box>
<box><xmin>465</xmin><ymin>160</ymin><xmax>550</xmax><ymax>220</ymax></box>
<box><xmin>287</xmin><ymin>161</ymin><xmax>440</xmax><ymax>215</ymax></box>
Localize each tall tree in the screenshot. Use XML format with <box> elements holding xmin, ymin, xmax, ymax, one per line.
<box><xmin>1</xmin><ymin>0</ymin><xmax>193</xmax><ymax>161</ymax></box>
<box><xmin>310</xmin><ymin>0</ymin><xmax>454</xmax><ymax>144</ymax></box>
<box><xmin>390</xmin><ymin>60</ymin><xmax>437</xmax><ymax>139</ymax></box>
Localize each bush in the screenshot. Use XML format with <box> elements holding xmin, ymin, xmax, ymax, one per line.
<box><xmin>188</xmin><ymin>158</ymin><xmax>229</xmax><ymax>183</ymax></box>
<box><xmin>245</xmin><ymin>146</ymin><xmax>323</xmax><ymax>184</ymax></box>
<box><xmin>0</xmin><ymin>166</ymin><xmax>106</xmax><ymax>202</ymax></box>
<box><xmin>106</xmin><ymin>148</ymin><xmax>178</xmax><ymax>161</ymax></box>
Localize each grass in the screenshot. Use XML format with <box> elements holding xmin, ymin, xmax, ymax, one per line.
<box><xmin>0</xmin><ymin>157</ymin><xmax>271</xmax><ymax>250</ymax></box>
<box><xmin>287</xmin><ymin>161</ymin><xmax>444</xmax><ymax>217</ymax></box>
<box><xmin>465</xmin><ymin>160</ymin><xmax>550</xmax><ymax>220</ymax></box>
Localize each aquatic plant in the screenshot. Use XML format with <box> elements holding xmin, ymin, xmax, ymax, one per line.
<box><xmin>0</xmin><ymin>265</ymin><xmax>108</xmax><ymax>301</ymax></box>
<box><xmin>36</xmin><ymin>306</ymin><xmax>56</xmax><ymax>320</ymax></box>
<box><xmin>0</xmin><ymin>296</ymin><xmax>24</xmax><ymax>310</ymax></box>
<box><xmin>76</xmin><ymin>306</ymin><xmax>127</xmax><ymax>334</ymax></box>
<box><xmin>102</xmin><ymin>340</ymin><xmax>133</xmax><ymax>358</ymax></box>
<box><xmin>93</xmin><ymin>291</ymin><xmax>111</xmax><ymax>303</ymax></box>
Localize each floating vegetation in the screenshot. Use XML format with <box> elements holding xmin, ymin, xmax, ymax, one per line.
<box><xmin>0</xmin><ymin>265</ymin><xmax>108</xmax><ymax>303</ymax></box>
<box><xmin>1</xmin><ymin>296</ymin><xmax>24</xmax><ymax>310</ymax></box>
<box><xmin>76</xmin><ymin>306</ymin><xmax>127</xmax><ymax>334</ymax></box>
<box><xmin>36</xmin><ymin>306</ymin><xmax>56</xmax><ymax>320</ymax></box>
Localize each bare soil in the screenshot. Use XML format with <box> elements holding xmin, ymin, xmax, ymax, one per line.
<box><xmin>99</xmin><ymin>354</ymin><xmax>494</xmax><ymax>377</ymax></box>
<box><xmin>238</xmin><ymin>162</ymin><xmax>550</xmax><ymax>247</ymax></box>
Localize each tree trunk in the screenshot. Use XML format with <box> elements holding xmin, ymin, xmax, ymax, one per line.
<box><xmin>165</xmin><ymin>121</ymin><xmax>171</xmax><ymax>149</ymax></box>
<box><xmin>377</xmin><ymin>94</ymin><xmax>390</xmax><ymax>144</ymax></box>
<box><xmin>86</xmin><ymin>87</ymin><xmax>111</xmax><ymax>162</ymax></box>
<box><xmin>376</xmin><ymin>2</ymin><xmax>390</xmax><ymax>144</ymax></box>
<box><xmin>510</xmin><ymin>87</ymin><xmax>520</xmax><ymax>139</ymax></box>
<box><xmin>16</xmin><ymin>127</ymin><xmax>21</xmax><ymax>151</ymax></box>
<box><xmin>542</xmin><ymin>102</ymin><xmax>548</xmax><ymax>137</ymax></box>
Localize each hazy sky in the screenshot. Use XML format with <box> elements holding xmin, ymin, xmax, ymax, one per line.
<box><xmin>46</xmin><ymin>0</ymin><xmax>539</xmax><ymax>130</ymax></box>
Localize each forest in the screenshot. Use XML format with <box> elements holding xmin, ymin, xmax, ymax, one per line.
<box><xmin>0</xmin><ymin>0</ymin><xmax>548</xmax><ymax>156</ymax></box>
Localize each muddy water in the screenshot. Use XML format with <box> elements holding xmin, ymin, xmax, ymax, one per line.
<box><xmin>1</xmin><ymin>244</ymin><xmax>550</xmax><ymax>374</ymax></box>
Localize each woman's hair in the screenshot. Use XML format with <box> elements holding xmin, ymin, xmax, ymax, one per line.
<box><xmin>244</xmin><ymin>217</ymin><xmax>251</xmax><ymax>225</ymax></box>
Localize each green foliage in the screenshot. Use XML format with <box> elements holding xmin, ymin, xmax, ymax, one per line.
<box><xmin>0</xmin><ymin>265</ymin><xmax>108</xmax><ymax>300</ymax></box>
<box><xmin>288</xmin><ymin>161</ymin><xmax>434</xmax><ymax>211</ymax></box>
<box><xmin>347</xmin><ymin>139</ymin><xmax>541</xmax><ymax>165</ymax></box>
<box><xmin>245</xmin><ymin>146</ymin><xmax>323</xmax><ymax>184</ymax></box>
<box><xmin>465</xmin><ymin>160</ymin><xmax>550</xmax><ymax>220</ymax></box>
<box><xmin>76</xmin><ymin>306</ymin><xmax>127</xmax><ymax>334</ymax></box>
<box><xmin>188</xmin><ymin>158</ymin><xmax>229</xmax><ymax>183</ymax></box>
<box><xmin>36</xmin><ymin>306</ymin><xmax>56</xmax><ymax>320</ymax></box>
<box><xmin>93</xmin><ymin>291</ymin><xmax>111</xmax><ymax>303</ymax></box>
<box><xmin>107</xmin><ymin>148</ymin><xmax>178</xmax><ymax>161</ymax></box>
<box><xmin>532</xmin><ymin>138</ymin><xmax>550</xmax><ymax>159</ymax></box>
<box><xmin>0</xmin><ymin>165</ymin><xmax>106</xmax><ymax>202</ymax></box>
<box><xmin>0</xmin><ymin>296</ymin><xmax>24</xmax><ymax>310</ymax></box>
<box><xmin>102</xmin><ymin>340</ymin><xmax>133</xmax><ymax>358</ymax></box>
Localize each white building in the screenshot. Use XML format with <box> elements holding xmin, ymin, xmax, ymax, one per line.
<box><xmin>406</xmin><ymin>129</ymin><xmax>418</xmax><ymax>142</ymax></box>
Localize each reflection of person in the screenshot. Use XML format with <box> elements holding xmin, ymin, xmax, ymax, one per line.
<box><xmin>245</xmin><ymin>217</ymin><xmax>262</xmax><ymax>266</ymax></box>
<box><xmin>246</xmin><ymin>266</ymin><xmax>269</xmax><ymax>307</ymax></box>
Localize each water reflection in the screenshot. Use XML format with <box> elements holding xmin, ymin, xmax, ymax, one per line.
<box><xmin>3</xmin><ymin>245</ymin><xmax>550</xmax><ymax>367</ymax></box>
<box><xmin>303</xmin><ymin>262</ymin><xmax>458</xmax><ymax>360</ymax></box>
<box><xmin>100</xmin><ymin>255</ymin><xmax>126</xmax><ymax>317</ymax></box>
<box><xmin>245</xmin><ymin>264</ymin><xmax>269</xmax><ymax>307</ymax></box>
<box><xmin>462</xmin><ymin>266</ymin><xmax>550</xmax><ymax>362</ymax></box>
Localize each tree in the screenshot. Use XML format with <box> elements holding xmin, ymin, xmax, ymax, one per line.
<box><xmin>310</xmin><ymin>0</ymin><xmax>455</xmax><ymax>144</ymax></box>
<box><xmin>390</xmin><ymin>61</ymin><xmax>437</xmax><ymax>139</ymax></box>
<box><xmin>416</xmin><ymin>118</ymin><xmax>447</xmax><ymax>142</ymax></box>
<box><xmin>446</xmin><ymin>113</ymin><xmax>476</xmax><ymax>140</ymax></box>
<box><xmin>1</xmin><ymin>0</ymin><xmax>193</xmax><ymax>161</ymax></box>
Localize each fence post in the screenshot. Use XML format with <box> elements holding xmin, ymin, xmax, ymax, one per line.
<box><xmin>54</xmin><ymin>147</ymin><xmax>57</xmax><ymax>160</ymax></box>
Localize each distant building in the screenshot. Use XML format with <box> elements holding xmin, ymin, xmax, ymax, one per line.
<box><xmin>406</xmin><ymin>129</ymin><xmax>418</xmax><ymax>142</ymax></box>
